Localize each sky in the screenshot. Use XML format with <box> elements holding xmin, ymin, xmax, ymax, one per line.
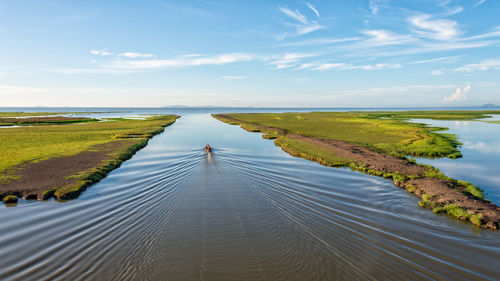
<box><xmin>0</xmin><ymin>0</ymin><xmax>499</xmax><ymax>107</ymax></box>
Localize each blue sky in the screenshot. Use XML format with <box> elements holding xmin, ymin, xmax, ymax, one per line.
<box><xmin>1</xmin><ymin>0</ymin><xmax>499</xmax><ymax>107</ymax></box>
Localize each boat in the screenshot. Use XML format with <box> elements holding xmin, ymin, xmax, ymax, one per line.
<box><xmin>204</xmin><ymin>144</ymin><xmax>212</xmax><ymax>153</ymax></box>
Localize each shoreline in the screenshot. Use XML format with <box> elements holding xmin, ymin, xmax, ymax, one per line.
<box><xmin>213</xmin><ymin>113</ymin><xmax>500</xmax><ymax>229</ymax></box>
<box><xmin>0</xmin><ymin>115</ymin><xmax>179</xmax><ymax>203</ymax></box>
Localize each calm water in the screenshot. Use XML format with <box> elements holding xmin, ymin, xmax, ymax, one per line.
<box><xmin>412</xmin><ymin>117</ymin><xmax>500</xmax><ymax>205</ymax></box>
<box><xmin>1</xmin><ymin>109</ymin><xmax>500</xmax><ymax>280</ymax></box>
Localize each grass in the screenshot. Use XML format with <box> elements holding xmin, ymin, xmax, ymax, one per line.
<box><xmin>0</xmin><ymin>115</ymin><xmax>179</xmax><ymax>184</ymax></box>
<box><xmin>0</xmin><ymin>111</ymin><xmax>129</xmax><ymax>118</ymax></box>
<box><xmin>2</xmin><ymin>195</ymin><xmax>18</xmax><ymax>204</ymax></box>
<box><xmin>215</xmin><ymin>111</ymin><xmax>479</xmax><ymax>158</ymax></box>
<box><xmin>0</xmin><ymin>117</ymin><xmax>98</xmax><ymax>126</ymax></box>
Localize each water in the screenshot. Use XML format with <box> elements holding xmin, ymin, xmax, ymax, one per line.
<box><xmin>1</xmin><ymin>110</ymin><xmax>499</xmax><ymax>280</ymax></box>
<box><xmin>412</xmin><ymin>117</ymin><xmax>500</xmax><ymax>205</ymax></box>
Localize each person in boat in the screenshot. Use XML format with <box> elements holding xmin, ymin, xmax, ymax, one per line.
<box><xmin>205</xmin><ymin>144</ymin><xmax>212</xmax><ymax>152</ymax></box>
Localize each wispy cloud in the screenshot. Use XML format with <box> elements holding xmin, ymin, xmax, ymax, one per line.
<box><xmin>274</xmin><ymin>37</ymin><xmax>361</xmax><ymax>48</ymax></box>
<box><xmin>90</xmin><ymin>49</ymin><xmax>113</xmax><ymax>56</ymax></box>
<box><xmin>360</xmin><ymin>29</ymin><xmax>414</xmax><ymax>46</ymax></box>
<box><xmin>300</xmin><ymin>62</ymin><xmax>401</xmax><ymax>71</ymax></box>
<box><xmin>53</xmin><ymin>68</ymin><xmax>143</xmax><ymax>74</ymax></box>
<box><xmin>437</xmin><ymin>0</ymin><xmax>463</xmax><ymax>16</ymax></box>
<box><xmin>326</xmin><ymin>84</ymin><xmax>459</xmax><ymax>96</ymax></box>
<box><xmin>454</xmin><ymin>59</ymin><xmax>500</xmax><ymax>72</ymax></box>
<box><xmin>118</xmin><ymin>52</ymin><xmax>154</xmax><ymax>58</ymax></box>
<box><xmin>443</xmin><ymin>85</ymin><xmax>471</xmax><ymax>102</ymax></box>
<box><xmin>268</xmin><ymin>53</ymin><xmax>316</xmax><ymax>69</ymax></box>
<box><xmin>306</xmin><ymin>3</ymin><xmax>320</xmax><ymax>17</ymax></box>
<box><xmin>474</xmin><ymin>0</ymin><xmax>487</xmax><ymax>8</ymax></box>
<box><xmin>409</xmin><ymin>56</ymin><xmax>460</xmax><ymax>64</ymax></box>
<box><xmin>369</xmin><ymin>0</ymin><xmax>383</xmax><ymax>15</ymax></box>
<box><xmin>409</xmin><ymin>14</ymin><xmax>460</xmax><ymax>40</ymax></box>
<box><xmin>108</xmin><ymin>53</ymin><xmax>255</xmax><ymax>69</ymax></box>
<box><xmin>277</xmin><ymin>6</ymin><xmax>323</xmax><ymax>39</ymax></box>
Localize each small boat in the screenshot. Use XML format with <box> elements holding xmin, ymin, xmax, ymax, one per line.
<box><xmin>204</xmin><ymin>144</ymin><xmax>212</xmax><ymax>153</ymax></box>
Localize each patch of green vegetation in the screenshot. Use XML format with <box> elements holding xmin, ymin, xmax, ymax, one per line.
<box><xmin>216</xmin><ymin>111</ymin><xmax>472</xmax><ymax>159</ymax></box>
<box><xmin>275</xmin><ymin>136</ymin><xmax>351</xmax><ymax>167</ymax></box>
<box><xmin>362</xmin><ymin>111</ymin><xmax>500</xmax><ymax>120</ymax></box>
<box><xmin>0</xmin><ymin>117</ymin><xmax>98</xmax><ymax>126</ymax></box>
<box><xmin>0</xmin><ymin>115</ymin><xmax>179</xmax><ymax>183</ymax></box>
<box><xmin>0</xmin><ymin>111</ymin><xmax>128</xmax><ymax>118</ymax></box>
<box><xmin>3</xmin><ymin>195</ymin><xmax>18</xmax><ymax>204</ymax></box>
<box><xmin>433</xmin><ymin>204</ymin><xmax>469</xmax><ymax>220</ymax></box>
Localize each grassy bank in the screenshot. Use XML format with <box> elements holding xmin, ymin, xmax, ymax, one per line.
<box><xmin>0</xmin><ymin>114</ymin><xmax>179</xmax><ymax>201</ymax></box>
<box><xmin>0</xmin><ymin>111</ymin><xmax>129</xmax><ymax>118</ymax></box>
<box><xmin>0</xmin><ymin>117</ymin><xmax>98</xmax><ymax>126</ymax></box>
<box><xmin>213</xmin><ymin>111</ymin><xmax>500</xmax><ymax>229</ymax></box>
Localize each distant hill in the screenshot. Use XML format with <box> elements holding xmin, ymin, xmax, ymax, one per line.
<box><xmin>480</xmin><ymin>103</ymin><xmax>498</xmax><ymax>108</ymax></box>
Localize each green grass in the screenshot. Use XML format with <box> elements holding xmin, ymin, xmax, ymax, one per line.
<box><xmin>275</xmin><ymin>136</ymin><xmax>351</xmax><ymax>167</ymax></box>
<box><xmin>0</xmin><ymin>111</ymin><xmax>128</xmax><ymax>118</ymax></box>
<box><xmin>0</xmin><ymin>117</ymin><xmax>98</xmax><ymax>126</ymax></box>
<box><xmin>0</xmin><ymin>115</ymin><xmax>179</xmax><ymax>183</ymax></box>
<box><xmin>2</xmin><ymin>195</ymin><xmax>18</xmax><ymax>204</ymax></box>
<box><xmin>216</xmin><ymin>111</ymin><xmax>478</xmax><ymax>158</ymax></box>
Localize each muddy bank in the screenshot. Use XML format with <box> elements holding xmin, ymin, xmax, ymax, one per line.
<box><xmin>0</xmin><ymin>116</ymin><xmax>178</xmax><ymax>202</ymax></box>
<box><xmin>213</xmin><ymin>114</ymin><xmax>500</xmax><ymax>229</ymax></box>
<box><xmin>0</xmin><ymin>140</ymin><xmax>137</xmax><ymax>201</ymax></box>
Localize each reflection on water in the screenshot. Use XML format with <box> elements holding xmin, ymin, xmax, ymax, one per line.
<box><xmin>0</xmin><ymin>112</ymin><xmax>499</xmax><ymax>281</ymax></box>
<box><xmin>412</xmin><ymin>117</ymin><xmax>500</xmax><ymax>204</ymax></box>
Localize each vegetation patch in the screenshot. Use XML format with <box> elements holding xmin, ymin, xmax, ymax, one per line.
<box><xmin>0</xmin><ymin>114</ymin><xmax>179</xmax><ymax>202</ymax></box>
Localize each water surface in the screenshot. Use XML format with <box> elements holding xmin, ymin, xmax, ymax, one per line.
<box><xmin>412</xmin><ymin>117</ymin><xmax>500</xmax><ymax>205</ymax></box>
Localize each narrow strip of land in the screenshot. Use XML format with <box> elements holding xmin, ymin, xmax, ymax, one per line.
<box><xmin>0</xmin><ymin>114</ymin><xmax>179</xmax><ymax>203</ymax></box>
<box><xmin>213</xmin><ymin>112</ymin><xmax>500</xmax><ymax>229</ymax></box>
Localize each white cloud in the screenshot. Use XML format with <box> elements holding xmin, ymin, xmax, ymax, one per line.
<box><xmin>369</xmin><ymin>0</ymin><xmax>381</xmax><ymax>15</ymax></box>
<box><xmin>53</xmin><ymin>68</ymin><xmax>143</xmax><ymax>74</ymax></box>
<box><xmin>268</xmin><ymin>53</ymin><xmax>316</xmax><ymax>69</ymax></box>
<box><xmin>443</xmin><ymin>85</ymin><xmax>471</xmax><ymax>102</ymax></box>
<box><xmin>108</xmin><ymin>53</ymin><xmax>255</xmax><ymax>69</ymax></box>
<box><xmin>221</xmin><ymin>75</ymin><xmax>246</xmax><ymax>80</ymax></box>
<box><xmin>90</xmin><ymin>49</ymin><xmax>113</xmax><ymax>56</ymax></box>
<box><xmin>409</xmin><ymin>56</ymin><xmax>459</xmax><ymax>64</ymax></box>
<box><xmin>303</xmin><ymin>62</ymin><xmax>401</xmax><ymax>71</ymax></box>
<box><xmin>274</xmin><ymin>37</ymin><xmax>361</xmax><ymax>47</ymax></box>
<box><xmin>474</xmin><ymin>0</ymin><xmax>487</xmax><ymax>8</ymax></box>
<box><xmin>326</xmin><ymin>84</ymin><xmax>458</xmax><ymax>97</ymax></box>
<box><xmin>118</xmin><ymin>52</ymin><xmax>154</xmax><ymax>58</ymax></box>
<box><xmin>409</xmin><ymin>14</ymin><xmax>460</xmax><ymax>40</ymax></box>
<box><xmin>360</xmin><ymin>29</ymin><xmax>413</xmax><ymax>45</ymax></box>
<box><xmin>278</xmin><ymin>6</ymin><xmax>323</xmax><ymax>38</ymax></box>
<box><xmin>306</xmin><ymin>3</ymin><xmax>320</xmax><ymax>17</ymax></box>
<box><xmin>454</xmin><ymin>59</ymin><xmax>500</xmax><ymax>72</ymax></box>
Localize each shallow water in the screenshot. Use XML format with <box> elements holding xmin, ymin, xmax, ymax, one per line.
<box><xmin>412</xmin><ymin>117</ymin><xmax>500</xmax><ymax>205</ymax></box>
<box><xmin>1</xmin><ymin>112</ymin><xmax>500</xmax><ymax>280</ymax></box>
